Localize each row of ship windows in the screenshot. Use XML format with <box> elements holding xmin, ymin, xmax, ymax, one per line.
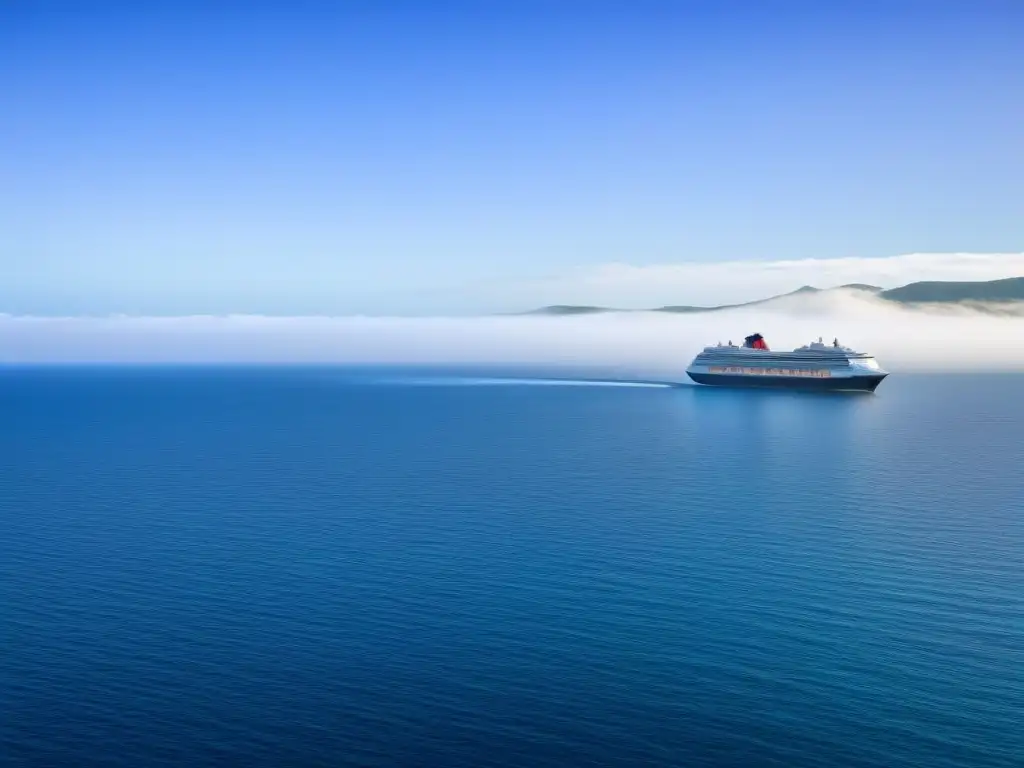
<box><xmin>700</xmin><ymin>358</ymin><xmax>842</xmax><ymax>366</ymax></box>
<box><xmin>700</xmin><ymin>360</ymin><xmax>839</xmax><ymax>371</ymax></box>
<box><xmin>708</xmin><ymin>366</ymin><xmax>833</xmax><ymax>378</ymax></box>
<box><xmin>700</xmin><ymin>358</ymin><xmax>860</xmax><ymax>364</ymax></box>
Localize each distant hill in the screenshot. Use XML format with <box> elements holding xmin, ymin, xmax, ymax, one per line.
<box><xmin>524</xmin><ymin>305</ymin><xmax>615</xmax><ymax>315</ymax></box>
<box><xmin>525</xmin><ymin>277</ymin><xmax>1022</xmax><ymax>315</ymax></box>
<box><xmin>653</xmin><ymin>284</ymin><xmax>810</xmax><ymax>314</ymax></box>
<box><xmin>879</xmin><ymin>276</ymin><xmax>1024</xmax><ymax>303</ymax></box>
<box><xmin>527</xmin><ymin>283</ymin><xmax>880</xmax><ymax>316</ymax></box>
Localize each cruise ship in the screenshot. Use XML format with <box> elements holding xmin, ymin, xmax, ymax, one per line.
<box><xmin>686</xmin><ymin>333</ymin><xmax>888</xmax><ymax>392</ymax></box>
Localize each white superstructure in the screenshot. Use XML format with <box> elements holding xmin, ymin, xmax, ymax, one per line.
<box><xmin>686</xmin><ymin>335</ymin><xmax>888</xmax><ymax>390</ymax></box>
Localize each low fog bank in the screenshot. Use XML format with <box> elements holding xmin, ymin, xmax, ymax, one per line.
<box><xmin>2</xmin><ymin>292</ymin><xmax>1023</xmax><ymax>375</ymax></box>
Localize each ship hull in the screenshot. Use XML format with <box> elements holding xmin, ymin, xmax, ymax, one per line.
<box><xmin>687</xmin><ymin>371</ymin><xmax>887</xmax><ymax>392</ymax></box>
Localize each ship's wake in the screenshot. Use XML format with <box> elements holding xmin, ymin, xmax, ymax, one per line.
<box><xmin>369</xmin><ymin>375</ymin><xmax>674</xmax><ymax>388</ymax></box>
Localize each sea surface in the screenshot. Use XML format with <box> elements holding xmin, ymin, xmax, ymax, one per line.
<box><xmin>2</xmin><ymin>366</ymin><xmax>1022</xmax><ymax>768</ymax></box>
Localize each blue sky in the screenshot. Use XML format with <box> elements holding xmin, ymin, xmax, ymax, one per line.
<box><xmin>3</xmin><ymin>0</ymin><xmax>1023</xmax><ymax>315</ymax></box>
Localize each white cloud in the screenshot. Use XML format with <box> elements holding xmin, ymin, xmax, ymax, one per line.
<box><xmin>505</xmin><ymin>252</ymin><xmax>1024</xmax><ymax>309</ymax></box>
<box><xmin>2</xmin><ymin>289</ymin><xmax>1023</xmax><ymax>374</ymax></box>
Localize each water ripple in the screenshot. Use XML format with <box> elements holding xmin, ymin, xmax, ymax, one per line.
<box><xmin>2</xmin><ymin>368</ymin><xmax>1022</xmax><ymax>767</ymax></box>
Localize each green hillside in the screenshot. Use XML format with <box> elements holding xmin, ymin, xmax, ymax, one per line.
<box><xmin>880</xmin><ymin>277</ymin><xmax>1024</xmax><ymax>303</ymax></box>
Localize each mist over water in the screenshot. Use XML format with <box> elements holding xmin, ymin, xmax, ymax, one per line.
<box><xmin>2</xmin><ymin>292</ymin><xmax>1023</xmax><ymax>376</ymax></box>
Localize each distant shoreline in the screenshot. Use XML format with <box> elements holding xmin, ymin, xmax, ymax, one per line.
<box><xmin>523</xmin><ymin>276</ymin><xmax>1024</xmax><ymax>315</ymax></box>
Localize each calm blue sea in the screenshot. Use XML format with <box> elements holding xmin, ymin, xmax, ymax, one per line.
<box><xmin>2</xmin><ymin>367</ymin><xmax>1022</xmax><ymax>768</ymax></box>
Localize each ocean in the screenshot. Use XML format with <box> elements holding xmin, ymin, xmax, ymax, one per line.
<box><xmin>2</xmin><ymin>366</ymin><xmax>1022</xmax><ymax>767</ymax></box>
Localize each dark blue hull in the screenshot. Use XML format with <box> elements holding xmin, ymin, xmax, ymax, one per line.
<box><xmin>687</xmin><ymin>372</ymin><xmax>887</xmax><ymax>392</ymax></box>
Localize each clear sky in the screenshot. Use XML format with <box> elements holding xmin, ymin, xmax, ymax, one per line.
<box><xmin>3</xmin><ymin>0</ymin><xmax>1023</xmax><ymax>315</ymax></box>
